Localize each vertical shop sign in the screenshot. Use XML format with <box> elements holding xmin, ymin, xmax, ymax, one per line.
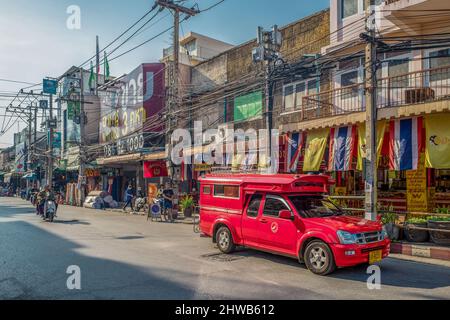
<box><xmin>406</xmin><ymin>153</ymin><xmax>428</xmax><ymax>212</ymax></box>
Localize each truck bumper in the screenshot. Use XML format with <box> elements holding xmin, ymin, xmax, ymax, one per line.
<box><xmin>330</xmin><ymin>239</ymin><xmax>391</xmax><ymax>267</ymax></box>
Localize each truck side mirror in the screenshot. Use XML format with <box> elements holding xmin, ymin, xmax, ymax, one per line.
<box><xmin>279</xmin><ymin>210</ymin><xmax>293</xmax><ymax>220</ymax></box>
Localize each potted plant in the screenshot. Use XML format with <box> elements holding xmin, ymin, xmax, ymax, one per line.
<box><xmin>428</xmin><ymin>216</ymin><xmax>450</xmax><ymax>245</ymax></box>
<box><xmin>381</xmin><ymin>212</ymin><xmax>400</xmax><ymax>240</ymax></box>
<box><xmin>404</xmin><ymin>217</ymin><xmax>429</xmax><ymax>242</ymax></box>
<box><xmin>180</xmin><ymin>195</ymin><xmax>194</xmax><ymax>218</ymax></box>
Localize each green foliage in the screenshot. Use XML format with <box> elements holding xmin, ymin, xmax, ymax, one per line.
<box><xmin>406</xmin><ymin>217</ymin><xmax>428</xmax><ymax>224</ymax></box>
<box><xmin>180</xmin><ymin>195</ymin><xmax>194</xmax><ymax>210</ymax></box>
<box><xmin>435</xmin><ymin>208</ymin><xmax>450</xmax><ymax>215</ymax></box>
<box><xmin>428</xmin><ymin>216</ymin><xmax>450</xmax><ymax>222</ymax></box>
<box><xmin>381</xmin><ymin>212</ymin><xmax>397</xmax><ymax>225</ymax></box>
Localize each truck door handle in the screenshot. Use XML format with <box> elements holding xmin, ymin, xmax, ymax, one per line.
<box><xmin>260</xmin><ymin>219</ymin><xmax>268</xmax><ymax>224</ymax></box>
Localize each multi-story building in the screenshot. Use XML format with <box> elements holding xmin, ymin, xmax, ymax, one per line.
<box><xmin>279</xmin><ymin>0</ymin><xmax>450</xmax><ymax>212</ymax></box>
<box><xmin>173</xmin><ymin>9</ymin><xmax>331</xmax><ymax>188</ymax></box>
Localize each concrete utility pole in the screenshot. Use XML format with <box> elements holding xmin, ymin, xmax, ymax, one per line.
<box><xmin>47</xmin><ymin>94</ymin><xmax>53</xmax><ymax>187</ymax></box>
<box><xmin>156</xmin><ymin>0</ymin><xmax>199</xmax><ymax>174</ymax></box>
<box><xmin>27</xmin><ymin>103</ymin><xmax>32</xmax><ymax>192</ymax></box>
<box><xmin>78</xmin><ymin>67</ymin><xmax>86</xmax><ymax>206</ymax></box>
<box><xmin>363</xmin><ymin>0</ymin><xmax>378</xmax><ymax>221</ymax></box>
<box><xmin>253</xmin><ymin>25</ymin><xmax>282</xmax><ymax>173</ymax></box>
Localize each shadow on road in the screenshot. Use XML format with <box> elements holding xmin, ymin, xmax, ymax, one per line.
<box><xmin>226</xmin><ymin>247</ymin><xmax>450</xmax><ymax>290</ymax></box>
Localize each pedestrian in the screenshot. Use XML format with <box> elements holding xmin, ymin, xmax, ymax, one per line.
<box><xmin>123</xmin><ymin>185</ymin><xmax>134</xmax><ymax>212</ymax></box>
<box><xmin>162</xmin><ymin>182</ymin><xmax>174</xmax><ymax>222</ymax></box>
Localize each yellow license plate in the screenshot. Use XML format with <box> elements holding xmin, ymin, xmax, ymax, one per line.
<box><xmin>369</xmin><ymin>250</ymin><xmax>382</xmax><ymax>264</ymax></box>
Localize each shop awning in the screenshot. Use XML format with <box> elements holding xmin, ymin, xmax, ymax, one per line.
<box><xmin>97</xmin><ymin>153</ymin><xmax>142</xmax><ymax>165</ymax></box>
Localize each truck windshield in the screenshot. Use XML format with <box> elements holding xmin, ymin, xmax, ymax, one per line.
<box><xmin>288</xmin><ymin>196</ymin><xmax>344</xmax><ymax>218</ymax></box>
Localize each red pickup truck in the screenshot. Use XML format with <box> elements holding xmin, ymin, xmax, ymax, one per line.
<box><xmin>199</xmin><ymin>174</ymin><xmax>390</xmax><ymax>275</ymax></box>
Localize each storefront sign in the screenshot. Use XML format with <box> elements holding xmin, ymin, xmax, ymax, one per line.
<box><xmin>85</xmin><ymin>168</ymin><xmax>100</xmax><ymax>177</ymax></box>
<box><xmin>194</xmin><ymin>164</ymin><xmax>212</xmax><ymax>172</ymax></box>
<box><xmin>147</xmin><ymin>183</ymin><xmax>158</xmax><ymax>200</ymax></box>
<box><xmin>15</xmin><ymin>142</ymin><xmax>26</xmax><ymax>173</ymax></box>
<box><xmin>406</xmin><ymin>153</ymin><xmax>428</xmax><ymax>212</ymax></box>
<box><xmin>99</xmin><ymin>63</ymin><xmax>165</xmax><ymax>145</ymax></box>
<box><xmin>103</xmin><ymin>133</ymin><xmax>145</xmax><ymax>157</ymax></box>
<box><xmin>143</xmin><ymin>160</ymin><xmax>168</xmax><ymax>178</ymax></box>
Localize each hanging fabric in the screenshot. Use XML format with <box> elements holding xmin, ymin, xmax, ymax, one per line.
<box><xmin>389</xmin><ymin>117</ymin><xmax>423</xmax><ymax>171</ymax></box>
<box><xmin>286</xmin><ymin>132</ymin><xmax>304</xmax><ymax>173</ymax></box>
<box><xmin>425</xmin><ymin>113</ymin><xmax>450</xmax><ymax>169</ymax></box>
<box><xmin>303</xmin><ymin>129</ymin><xmax>329</xmax><ymax>172</ymax></box>
<box><xmin>328</xmin><ymin>125</ymin><xmax>356</xmax><ymax>171</ymax></box>
<box><xmin>356</xmin><ymin>121</ymin><xmax>387</xmax><ymax>171</ymax></box>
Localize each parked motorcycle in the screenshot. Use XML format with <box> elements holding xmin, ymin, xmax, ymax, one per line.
<box><xmin>134</xmin><ymin>196</ymin><xmax>148</xmax><ymax>213</ymax></box>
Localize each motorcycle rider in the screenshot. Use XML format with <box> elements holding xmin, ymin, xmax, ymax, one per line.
<box><xmin>37</xmin><ymin>185</ymin><xmax>57</xmax><ymax>217</ymax></box>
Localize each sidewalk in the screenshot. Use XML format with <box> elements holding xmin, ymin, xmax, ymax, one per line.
<box><xmin>391</xmin><ymin>241</ymin><xmax>450</xmax><ymax>261</ymax></box>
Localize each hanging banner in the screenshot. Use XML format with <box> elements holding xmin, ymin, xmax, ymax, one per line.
<box><xmin>328</xmin><ymin>125</ymin><xmax>356</xmax><ymax>171</ymax></box>
<box><xmin>143</xmin><ymin>161</ymin><xmax>168</xmax><ymax>178</ymax></box>
<box><xmin>356</xmin><ymin>121</ymin><xmax>386</xmax><ymax>171</ymax></box>
<box><xmin>303</xmin><ymin>129</ymin><xmax>328</xmax><ymax>172</ymax></box>
<box><xmin>406</xmin><ymin>153</ymin><xmax>428</xmax><ymax>212</ymax></box>
<box><xmin>389</xmin><ymin>117</ymin><xmax>423</xmax><ymax>171</ymax></box>
<box><xmin>286</xmin><ymin>132</ymin><xmax>304</xmax><ymax>173</ymax></box>
<box><xmin>425</xmin><ymin>113</ymin><xmax>450</xmax><ymax>169</ymax></box>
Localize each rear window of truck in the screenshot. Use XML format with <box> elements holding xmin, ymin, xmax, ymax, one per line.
<box><xmin>214</xmin><ymin>185</ymin><xmax>240</xmax><ymax>198</ymax></box>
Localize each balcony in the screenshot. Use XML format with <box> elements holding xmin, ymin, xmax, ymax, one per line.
<box><xmin>383</xmin><ymin>0</ymin><xmax>450</xmax><ymax>35</ymax></box>
<box><xmin>300</xmin><ymin>65</ymin><xmax>450</xmax><ymax>121</ymax></box>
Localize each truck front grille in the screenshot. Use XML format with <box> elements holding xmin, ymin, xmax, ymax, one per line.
<box><xmin>355</xmin><ymin>231</ymin><xmax>382</xmax><ymax>244</ymax></box>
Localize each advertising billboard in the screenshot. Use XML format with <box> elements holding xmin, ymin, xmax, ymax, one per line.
<box><xmin>15</xmin><ymin>142</ymin><xmax>26</xmax><ymax>173</ymax></box>
<box><xmin>99</xmin><ymin>63</ymin><xmax>165</xmax><ymax>156</ymax></box>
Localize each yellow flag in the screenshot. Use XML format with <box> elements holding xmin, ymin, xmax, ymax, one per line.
<box><xmin>425</xmin><ymin>113</ymin><xmax>450</xmax><ymax>169</ymax></box>
<box><xmin>356</xmin><ymin>121</ymin><xmax>386</xmax><ymax>171</ymax></box>
<box><xmin>303</xmin><ymin>129</ymin><xmax>328</xmax><ymax>172</ymax></box>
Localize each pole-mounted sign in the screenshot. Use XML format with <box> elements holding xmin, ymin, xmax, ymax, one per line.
<box><xmin>43</xmin><ymin>78</ymin><xmax>58</xmax><ymax>95</ymax></box>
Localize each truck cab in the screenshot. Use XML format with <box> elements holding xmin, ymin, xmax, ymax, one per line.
<box><xmin>199</xmin><ymin>174</ymin><xmax>390</xmax><ymax>275</ymax></box>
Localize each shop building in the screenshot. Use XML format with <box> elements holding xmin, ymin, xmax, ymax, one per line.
<box><xmin>277</xmin><ymin>0</ymin><xmax>450</xmax><ymax>214</ymax></box>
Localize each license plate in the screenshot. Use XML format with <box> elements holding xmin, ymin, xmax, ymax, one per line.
<box><xmin>369</xmin><ymin>250</ymin><xmax>382</xmax><ymax>264</ymax></box>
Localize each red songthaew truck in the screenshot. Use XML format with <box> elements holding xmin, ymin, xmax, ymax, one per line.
<box><xmin>199</xmin><ymin>174</ymin><xmax>390</xmax><ymax>275</ymax></box>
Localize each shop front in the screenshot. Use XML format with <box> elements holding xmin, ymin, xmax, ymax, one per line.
<box><xmin>280</xmin><ymin>113</ymin><xmax>450</xmax><ymax>216</ymax></box>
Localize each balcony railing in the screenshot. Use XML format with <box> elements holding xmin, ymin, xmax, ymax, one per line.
<box><xmin>301</xmin><ymin>65</ymin><xmax>450</xmax><ymax>121</ymax></box>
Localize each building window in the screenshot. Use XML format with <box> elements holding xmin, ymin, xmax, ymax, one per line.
<box><xmin>183</xmin><ymin>40</ymin><xmax>196</xmax><ymax>54</ymax></box>
<box><xmin>283</xmin><ymin>79</ymin><xmax>319</xmax><ymax>111</ymax></box>
<box><xmin>388</xmin><ymin>58</ymin><xmax>410</xmax><ymax>88</ymax></box>
<box><xmin>429</xmin><ymin>48</ymin><xmax>450</xmax><ymax>82</ymax></box>
<box><xmin>340</xmin><ymin>70</ymin><xmax>359</xmax><ymax>99</ymax></box>
<box><xmin>341</xmin><ymin>0</ymin><xmax>358</xmax><ymax>19</ymax></box>
<box><xmin>283</xmin><ymin>85</ymin><xmax>295</xmax><ymax>111</ymax></box>
<box><xmin>214</xmin><ymin>185</ymin><xmax>240</xmax><ymax>198</ymax></box>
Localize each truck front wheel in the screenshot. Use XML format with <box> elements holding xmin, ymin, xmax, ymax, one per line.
<box><xmin>216</xmin><ymin>226</ymin><xmax>235</xmax><ymax>254</ymax></box>
<box><xmin>304</xmin><ymin>241</ymin><xmax>336</xmax><ymax>276</ymax></box>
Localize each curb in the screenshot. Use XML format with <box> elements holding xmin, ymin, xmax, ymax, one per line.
<box><xmin>390</xmin><ymin>241</ymin><xmax>450</xmax><ymax>261</ymax></box>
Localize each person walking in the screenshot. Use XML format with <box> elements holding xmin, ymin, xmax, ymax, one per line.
<box><xmin>123</xmin><ymin>185</ymin><xmax>134</xmax><ymax>212</ymax></box>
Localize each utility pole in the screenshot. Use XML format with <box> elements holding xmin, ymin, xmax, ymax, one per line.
<box><xmin>27</xmin><ymin>103</ymin><xmax>32</xmax><ymax>193</ymax></box>
<box><xmin>253</xmin><ymin>25</ymin><xmax>282</xmax><ymax>174</ymax></box>
<box><xmin>47</xmin><ymin>94</ymin><xmax>54</xmax><ymax>187</ymax></box>
<box><xmin>156</xmin><ymin>0</ymin><xmax>199</xmax><ymax>177</ymax></box>
<box><xmin>78</xmin><ymin>67</ymin><xmax>86</xmax><ymax>206</ymax></box>
<box><xmin>363</xmin><ymin>0</ymin><xmax>378</xmax><ymax>221</ymax></box>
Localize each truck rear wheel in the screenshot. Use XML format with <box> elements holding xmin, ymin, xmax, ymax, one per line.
<box><xmin>304</xmin><ymin>241</ymin><xmax>336</xmax><ymax>276</ymax></box>
<box><xmin>216</xmin><ymin>226</ymin><xmax>235</xmax><ymax>254</ymax></box>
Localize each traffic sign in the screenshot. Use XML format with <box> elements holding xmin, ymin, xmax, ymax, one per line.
<box><xmin>39</xmin><ymin>100</ymin><xmax>48</xmax><ymax>109</ymax></box>
<box><xmin>43</xmin><ymin>78</ymin><xmax>58</xmax><ymax>95</ymax></box>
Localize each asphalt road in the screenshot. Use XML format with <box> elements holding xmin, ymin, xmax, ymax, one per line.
<box><xmin>1</xmin><ymin>197</ymin><xmax>449</xmax><ymax>300</ymax></box>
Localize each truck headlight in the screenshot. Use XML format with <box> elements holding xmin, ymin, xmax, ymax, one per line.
<box><xmin>337</xmin><ymin>230</ymin><xmax>357</xmax><ymax>244</ymax></box>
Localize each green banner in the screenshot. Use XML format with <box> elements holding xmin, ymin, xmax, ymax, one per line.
<box><xmin>234</xmin><ymin>91</ymin><xmax>263</xmax><ymax>122</ymax></box>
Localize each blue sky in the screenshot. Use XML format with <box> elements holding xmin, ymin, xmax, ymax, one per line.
<box><xmin>0</xmin><ymin>0</ymin><xmax>329</xmax><ymax>146</ymax></box>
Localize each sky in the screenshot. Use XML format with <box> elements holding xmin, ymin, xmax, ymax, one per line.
<box><xmin>0</xmin><ymin>0</ymin><xmax>330</xmax><ymax>147</ymax></box>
